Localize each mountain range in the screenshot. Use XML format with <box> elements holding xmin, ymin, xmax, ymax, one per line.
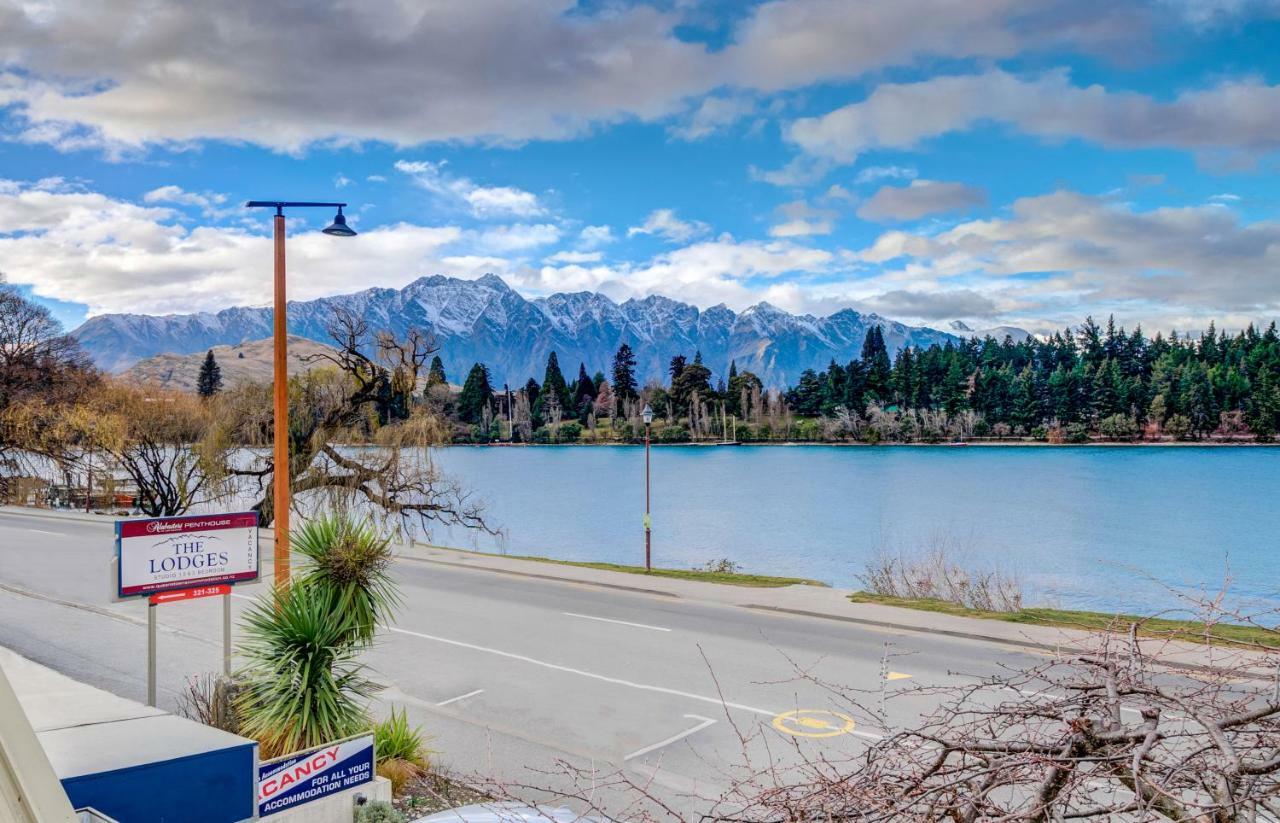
<box><xmin>71</xmin><ymin>274</ymin><xmax>1027</xmax><ymax>388</ymax></box>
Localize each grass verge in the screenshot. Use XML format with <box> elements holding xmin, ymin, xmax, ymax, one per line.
<box><xmin>419</xmin><ymin>544</ymin><xmax>826</xmax><ymax>588</ymax></box>
<box><xmin>510</xmin><ymin>555</ymin><xmax>828</xmax><ymax>587</ymax></box>
<box><xmin>849</xmin><ymin>591</ymin><xmax>1280</xmax><ymax>649</ymax></box>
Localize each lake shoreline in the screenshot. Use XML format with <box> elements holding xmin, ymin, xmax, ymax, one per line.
<box><xmin>441</xmin><ymin>439</ymin><xmax>1278</xmax><ymax>448</ymax></box>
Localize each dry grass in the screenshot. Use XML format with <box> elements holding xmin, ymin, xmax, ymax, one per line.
<box><xmin>859</xmin><ymin>538</ymin><xmax>1023</xmax><ymax>612</ymax></box>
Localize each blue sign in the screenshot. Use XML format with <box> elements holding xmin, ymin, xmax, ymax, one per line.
<box><xmin>257</xmin><ymin>734</ymin><xmax>375</xmax><ymax>817</ymax></box>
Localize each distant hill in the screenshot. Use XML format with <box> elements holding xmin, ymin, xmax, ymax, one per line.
<box><xmin>75</xmin><ymin>274</ymin><xmax>1029</xmax><ymax>388</ymax></box>
<box><xmin>122</xmin><ymin>336</ymin><xmax>342</xmax><ymax>392</ymax></box>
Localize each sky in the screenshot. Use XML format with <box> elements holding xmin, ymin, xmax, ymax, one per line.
<box><xmin>0</xmin><ymin>0</ymin><xmax>1278</xmax><ymax>336</ymax></box>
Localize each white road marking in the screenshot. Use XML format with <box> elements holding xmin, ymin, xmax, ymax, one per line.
<box><xmin>563</xmin><ymin>612</ymin><xmax>671</xmax><ymax>632</ymax></box>
<box><xmin>625</xmin><ymin>714</ymin><xmax>716</xmax><ymax>761</ymax></box>
<box><xmin>436</xmin><ymin>689</ymin><xmax>484</xmax><ymax>707</ymax></box>
<box><xmin>388</xmin><ymin>624</ymin><xmax>776</xmax><ymax>716</ymax></box>
<box><xmin>386</xmin><ymin>625</ymin><xmax>884</xmax><ymax>741</ymax></box>
<box><xmin>27</xmin><ymin>529</ymin><xmax>66</xmax><ymax>537</ymax></box>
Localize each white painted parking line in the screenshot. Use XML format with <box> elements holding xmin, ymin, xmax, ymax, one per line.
<box><xmin>625</xmin><ymin>714</ymin><xmax>716</xmax><ymax>761</ymax></box>
<box><xmin>27</xmin><ymin>529</ymin><xmax>67</xmax><ymax>537</ymax></box>
<box><xmin>387</xmin><ymin>625</ymin><xmax>885</xmax><ymax>741</ymax></box>
<box><xmin>388</xmin><ymin>624</ymin><xmax>777</xmax><ymax>716</ymax></box>
<box><xmin>563</xmin><ymin>612</ymin><xmax>671</xmax><ymax>632</ymax></box>
<box><xmin>436</xmin><ymin>689</ymin><xmax>484</xmax><ymax>707</ymax></box>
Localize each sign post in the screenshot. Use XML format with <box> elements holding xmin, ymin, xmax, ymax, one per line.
<box><xmin>115</xmin><ymin>513</ymin><xmax>260</xmax><ymax>707</ymax></box>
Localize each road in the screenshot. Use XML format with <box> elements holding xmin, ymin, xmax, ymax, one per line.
<box><xmin>0</xmin><ymin>509</ymin><xmax>1046</xmax><ymax>817</ymax></box>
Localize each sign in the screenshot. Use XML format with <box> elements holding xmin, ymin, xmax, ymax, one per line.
<box><xmin>149</xmin><ymin>584</ymin><xmax>231</xmax><ymax>605</ymax></box>
<box><xmin>116</xmin><ymin>512</ymin><xmax>259</xmax><ymax>598</ymax></box>
<box><xmin>257</xmin><ymin>734</ymin><xmax>375</xmax><ymax>817</ymax></box>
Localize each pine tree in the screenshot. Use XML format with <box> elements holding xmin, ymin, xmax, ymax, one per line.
<box><xmin>611</xmin><ymin>344</ymin><xmax>638</xmax><ymax>402</ymax></box>
<box><xmin>457</xmin><ymin>363</ymin><xmax>494</xmax><ymax>424</ymax></box>
<box><xmin>535</xmin><ymin>352</ymin><xmax>571</xmax><ymax>421</ymax></box>
<box><xmin>426</xmin><ymin>356</ymin><xmax>447</xmax><ymax>387</ymax></box>
<box><xmin>196</xmin><ymin>349</ymin><xmax>223</xmax><ymax>398</ymax></box>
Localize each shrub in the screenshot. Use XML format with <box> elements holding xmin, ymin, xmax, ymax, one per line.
<box><xmin>657</xmin><ymin>425</ymin><xmax>690</xmax><ymax>443</ymax></box>
<box><xmin>236</xmin><ymin>515</ymin><xmax>399</xmax><ymax>758</ymax></box>
<box><xmin>557</xmin><ymin>421</ymin><xmax>583</xmax><ymax>442</ymax></box>
<box><xmin>375</xmin><ymin>708</ymin><xmax>431</xmax><ymax>795</ymax></box>
<box><xmin>177</xmin><ymin>674</ymin><xmax>242</xmax><ymax>735</ymax></box>
<box><xmin>291</xmin><ymin>515</ymin><xmax>399</xmax><ymax>647</ymax></box>
<box><xmin>859</xmin><ymin>538</ymin><xmax>1023</xmax><ymax>613</ymax></box>
<box><xmin>235</xmin><ymin>583</ymin><xmax>378</xmax><ymax>758</ymax></box>
<box><xmin>354</xmin><ymin>801</ymin><xmax>406</xmax><ymax>823</ymax></box>
<box><xmin>695</xmin><ymin>558</ymin><xmax>741</xmax><ymax>574</ymax></box>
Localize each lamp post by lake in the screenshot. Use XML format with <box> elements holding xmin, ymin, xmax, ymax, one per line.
<box><xmin>243</xmin><ymin>201</ymin><xmax>356</xmax><ymax>587</ymax></box>
<box><xmin>642</xmin><ymin>402</ymin><xmax>654</xmax><ymax>571</ymax></box>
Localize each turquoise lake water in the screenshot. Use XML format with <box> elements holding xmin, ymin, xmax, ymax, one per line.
<box><xmin>426</xmin><ymin>445</ymin><xmax>1280</xmax><ymax>614</ymax></box>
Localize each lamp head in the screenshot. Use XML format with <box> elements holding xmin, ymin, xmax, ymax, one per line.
<box><xmin>322</xmin><ymin>206</ymin><xmax>357</xmax><ymax>237</ymax></box>
<box><xmin>642</xmin><ymin>404</ymin><xmax>654</xmax><ymax>425</ymax></box>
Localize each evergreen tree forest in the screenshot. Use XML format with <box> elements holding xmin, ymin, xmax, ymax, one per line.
<box><xmin>441</xmin><ymin>317</ymin><xmax>1280</xmax><ymax>444</ymax></box>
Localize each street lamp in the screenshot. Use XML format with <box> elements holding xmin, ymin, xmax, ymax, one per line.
<box><xmin>244</xmin><ymin>201</ymin><xmax>357</xmax><ymax>587</ymax></box>
<box><xmin>642</xmin><ymin>402</ymin><xmax>654</xmax><ymax>572</ymax></box>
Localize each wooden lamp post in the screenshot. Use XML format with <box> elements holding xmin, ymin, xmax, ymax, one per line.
<box><xmin>243</xmin><ymin>201</ymin><xmax>356</xmax><ymax>586</ymax></box>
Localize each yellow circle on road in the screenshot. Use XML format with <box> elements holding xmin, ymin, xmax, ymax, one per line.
<box><xmin>771</xmin><ymin>709</ymin><xmax>856</xmax><ymax>738</ymax></box>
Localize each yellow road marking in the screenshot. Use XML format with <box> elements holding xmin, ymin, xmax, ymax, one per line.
<box><xmin>886</xmin><ymin>671</ymin><xmax>912</xmax><ymax>681</ymax></box>
<box><xmin>771</xmin><ymin>710</ymin><xmax>856</xmax><ymax>738</ymax></box>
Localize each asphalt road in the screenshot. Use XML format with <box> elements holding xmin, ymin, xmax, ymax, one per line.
<box><xmin>0</xmin><ymin>509</ymin><xmax>1047</xmax><ymax>816</ymax></box>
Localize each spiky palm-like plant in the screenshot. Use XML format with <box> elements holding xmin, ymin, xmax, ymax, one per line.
<box><xmin>235</xmin><ymin>582</ymin><xmax>379</xmax><ymax>758</ymax></box>
<box><xmin>291</xmin><ymin>514</ymin><xmax>400</xmax><ymax>647</ymax></box>
<box><xmin>235</xmin><ymin>515</ymin><xmax>400</xmax><ymax>758</ymax></box>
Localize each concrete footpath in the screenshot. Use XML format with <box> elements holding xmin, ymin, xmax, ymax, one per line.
<box><xmin>5</xmin><ymin>505</ymin><xmax>1266</xmax><ymax>677</ymax></box>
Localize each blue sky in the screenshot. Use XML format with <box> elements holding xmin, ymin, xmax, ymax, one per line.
<box><xmin>0</xmin><ymin>0</ymin><xmax>1278</xmax><ymax>335</ymax></box>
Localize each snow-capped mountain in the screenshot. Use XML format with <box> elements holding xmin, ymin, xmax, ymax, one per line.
<box><xmin>72</xmin><ymin>274</ymin><xmax>1014</xmax><ymax>387</ymax></box>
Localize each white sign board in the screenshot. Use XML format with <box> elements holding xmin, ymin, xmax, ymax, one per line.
<box><xmin>115</xmin><ymin>512</ymin><xmax>260</xmax><ymax>598</ymax></box>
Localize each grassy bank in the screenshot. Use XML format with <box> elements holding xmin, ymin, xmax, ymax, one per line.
<box><xmin>510</xmin><ymin>554</ymin><xmax>828</xmax><ymax>587</ymax></box>
<box><xmin>419</xmin><ymin>543</ymin><xmax>826</xmax><ymax>588</ymax></box>
<box><xmin>849</xmin><ymin>591</ymin><xmax>1280</xmax><ymax>649</ymax></box>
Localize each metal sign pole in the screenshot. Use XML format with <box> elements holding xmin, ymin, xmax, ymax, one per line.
<box><xmin>222</xmin><ymin>593</ymin><xmax>232</xmax><ymax>677</ymax></box>
<box><xmin>146</xmin><ymin>601</ymin><xmax>157</xmax><ymax>707</ymax></box>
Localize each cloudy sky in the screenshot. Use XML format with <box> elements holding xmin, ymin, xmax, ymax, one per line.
<box><xmin>1</xmin><ymin>0</ymin><xmax>1278</xmax><ymax>335</ymax></box>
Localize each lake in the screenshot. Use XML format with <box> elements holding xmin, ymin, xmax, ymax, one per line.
<box><xmin>425</xmin><ymin>445</ymin><xmax>1280</xmax><ymax>615</ymax></box>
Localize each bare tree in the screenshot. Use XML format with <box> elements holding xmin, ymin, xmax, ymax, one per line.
<box><xmin>483</xmin><ymin>608</ymin><xmax>1280</xmax><ymax>822</ymax></box>
<box><xmin>219</xmin><ymin>310</ymin><xmax>489</xmax><ymax>534</ymax></box>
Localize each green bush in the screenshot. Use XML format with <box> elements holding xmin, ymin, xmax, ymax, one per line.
<box><xmin>557</xmin><ymin>421</ymin><xmax>583</xmax><ymax>442</ymax></box>
<box><xmin>657</xmin><ymin>425</ymin><xmax>690</xmax><ymax>443</ymax></box>
<box><xmin>236</xmin><ymin>515</ymin><xmax>399</xmax><ymax>758</ymax></box>
<box><xmin>354</xmin><ymin>801</ymin><xmax>405</xmax><ymax>823</ymax></box>
<box><xmin>375</xmin><ymin>708</ymin><xmax>431</xmax><ymax>795</ymax></box>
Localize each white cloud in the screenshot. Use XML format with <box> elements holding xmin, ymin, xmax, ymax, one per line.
<box><xmin>0</xmin><ymin>179</ymin><xmax>476</xmax><ymax>315</ymax></box>
<box><xmin>472</xmin><ymin>223</ymin><xmax>561</xmax><ymax>253</ymax></box>
<box><xmin>544</xmin><ymin>250</ymin><xmax>604</xmax><ymax>264</ymax></box>
<box><xmin>142</xmin><ymin>185</ymin><xmax>226</xmax><ymax>210</ymax></box>
<box><xmin>366</xmin><ymin>175</ymin><xmax>387</xmax><ymax>183</ymax></box>
<box><xmin>627</xmin><ymin>209</ymin><xmax>710</xmax><ymax>243</ymax></box>
<box><xmin>768</xmin><ymin>199</ymin><xmax>836</xmax><ymax>237</ymax></box>
<box><xmin>854</xmin><ymin>165</ymin><xmax>919</xmax><ymax>185</ymax></box>
<box><xmin>857</xmin><ymin>180</ymin><xmax>987</xmax><ymax>222</ymax></box>
<box><xmin>1209</xmin><ymin>192</ymin><xmax>1242</xmax><ymax>202</ymax></box>
<box><xmin>333</xmin><ymin>173</ymin><xmax>352</xmax><ymax>189</ymax></box>
<box><xmin>668</xmin><ymin>94</ymin><xmax>757</xmax><ymax>141</ymax></box>
<box><xmin>578</xmin><ymin>225</ymin><xmax>615</xmax><ymax>248</ymax></box>
<box><xmin>788</xmin><ymin>69</ymin><xmax>1280</xmax><ymax>164</ymax></box>
<box><xmin>395</xmin><ymin>159</ymin><xmax>543</xmax><ymax>218</ymax></box>
<box><xmin>855</xmin><ymin>190</ymin><xmax>1280</xmax><ymax>326</ymax></box>
<box><xmin>0</xmin><ymin>0</ymin><xmax>1156</xmax><ymax>153</ymax></box>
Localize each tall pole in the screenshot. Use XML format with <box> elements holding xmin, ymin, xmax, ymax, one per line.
<box><xmin>272</xmin><ymin>212</ymin><xmax>291</xmax><ymax>587</ymax></box>
<box><xmin>644</xmin><ymin>422</ymin><xmax>652</xmax><ymax>571</ymax></box>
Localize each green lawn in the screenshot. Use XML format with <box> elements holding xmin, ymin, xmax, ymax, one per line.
<box><xmin>511</xmin><ymin>555</ymin><xmax>827</xmax><ymax>587</ymax></box>
<box><xmin>848</xmin><ymin>591</ymin><xmax>1280</xmax><ymax>649</ymax></box>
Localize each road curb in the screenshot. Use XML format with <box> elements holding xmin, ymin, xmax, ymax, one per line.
<box><xmin>396</xmin><ymin>553</ymin><xmax>681</xmax><ymax>598</ymax></box>
<box><xmin>740</xmin><ymin>604</ymin><xmax>1276</xmax><ymax>680</ymax></box>
<box><xmin>741</xmin><ymin>603</ymin><xmax>1076</xmax><ymax>654</ymax></box>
